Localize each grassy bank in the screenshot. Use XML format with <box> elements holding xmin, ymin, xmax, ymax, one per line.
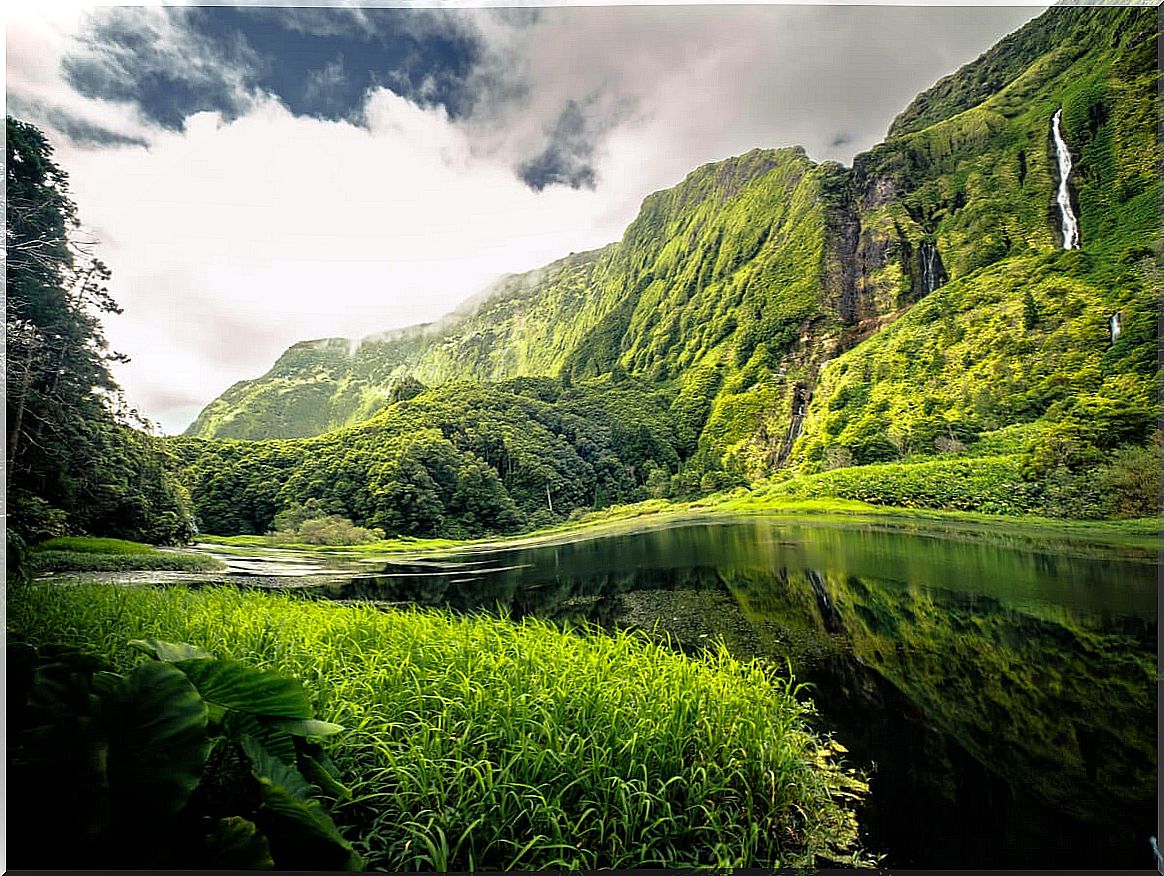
<box><xmin>8</xmin><ymin>583</ymin><xmax>871</xmax><ymax>870</ymax></box>
<box><xmin>28</xmin><ymin>536</ymin><xmax>224</xmax><ymax>574</ymax></box>
<box><xmin>200</xmin><ymin>490</ymin><xmax>1160</xmax><ymax>558</ymax></box>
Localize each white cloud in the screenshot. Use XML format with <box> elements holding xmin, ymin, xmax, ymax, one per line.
<box><xmin>51</xmin><ymin>94</ymin><xmax>624</xmax><ymax>433</ymax></box>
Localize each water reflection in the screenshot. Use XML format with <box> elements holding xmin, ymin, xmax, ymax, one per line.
<box><xmin>307</xmin><ymin>518</ymin><xmax>1155</xmax><ymax>868</ymax></box>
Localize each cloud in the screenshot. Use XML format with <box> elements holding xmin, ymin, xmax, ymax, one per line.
<box><xmin>302</xmin><ymin>57</ymin><xmax>350</xmax><ymax>116</ymax></box>
<box><xmin>61</xmin><ymin>7</ymin><xmax>265</xmax><ymax>129</ymax></box>
<box><xmin>455</xmin><ymin>4</ymin><xmax>1048</xmax><ymax>198</ymax></box>
<box><xmin>5</xmin><ymin>93</ymin><xmax>148</xmax><ymax>147</ymax></box>
<box><xmin>517</xmin><ymin>96</ymin><xmax>634</xmax><ymax>191</ymax></box>
<box><xmin>45</xmin><ymin>95</ymin><xmax>623</xmax><ymax>434</ymax></box>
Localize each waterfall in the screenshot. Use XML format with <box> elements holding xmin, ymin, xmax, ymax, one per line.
<box><xmin>775</xmin><ymin>386</ymin><xmax>810</xmax><ymax>468</ymax></box>
<box><xmin>1051</xmin><ymin>109</ymin><xmax>1080</xmax><ymax>250</ymax></box>
<box><xmin>1110</xmin><ymin>312</ymin><xmax>1122</xmax><ymax>342</ymax></box>
<box><xmin>917</xmin><ymin>239</ymin><xmax>946</xmax><ymax>296</ymax></box>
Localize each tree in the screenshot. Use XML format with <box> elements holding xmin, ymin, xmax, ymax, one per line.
<box><xmin>1022</xmin><ymin>288</ymin><xmax>1040</xmax><ymax>330</ymax></box>
<box><xmin>6</xmin><ymin>117</ymin><xmax>192</xmax><ymax>543</ymax></box>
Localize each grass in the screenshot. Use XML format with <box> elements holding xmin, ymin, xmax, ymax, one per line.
<box><xmin>35</xmin><ymin>536</ymin><xmax>158</xmax><ymax>555</ymax></box>
<box><xmin>28</xmin><ymin>537</ymin><xmax>224</xmax><ymax>574</ymax></box>
<box><xmin>8</xmin><ymin>583</ymin><xmax>871</xmax><ymax>871</ymax></box>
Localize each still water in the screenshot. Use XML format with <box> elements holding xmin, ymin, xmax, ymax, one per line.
<box><xmin>220</xmin><ymin>516</ymin><xmax>1160</xmax><ymax>868</ymax></box>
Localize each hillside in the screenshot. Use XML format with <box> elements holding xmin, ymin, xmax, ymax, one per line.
<box><xmin>178</xmin><ymin>4</ymin><xmax>1159</xmax><ymax>533</ymax></box>
<box><xmin>185</xmin><ymin>248</ymin><xmax>611</xmax><ymax>438</ymax></box>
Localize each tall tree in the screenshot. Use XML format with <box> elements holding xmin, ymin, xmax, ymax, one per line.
<box><xmin>6</xmin><ymin>117</ymin><xmax>192</xmax><ymax>542</ymax></box>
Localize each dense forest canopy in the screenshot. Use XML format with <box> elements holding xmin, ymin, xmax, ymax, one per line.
<box><xmin>5</xmin><ymin>116</ymin><xmax>193</xmax><ymax>546</ymax></box>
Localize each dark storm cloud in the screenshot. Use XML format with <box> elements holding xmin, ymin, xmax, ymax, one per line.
<box><xmin>59</xmin><ymin>6</ymin><xmax>485</xmax><ymax>130</ymax></box>
<box><xmin>61</xmin><ymin>8</ymin><xmax>263</xmax><ymax>130</ymax></box>
<box><xmin>207</xmin><ymin>7</ymin><xmax>485</xmax><ymax>120</ymax></box>
<box><xmin>518</xmin><ymin>100</ymin><xmax>599</xmax><ymax>191</ymax></box>
<box><xmin>516</xmin><ymin>96</ymin><xmax>635</xmax><ymax>192</ymax></box>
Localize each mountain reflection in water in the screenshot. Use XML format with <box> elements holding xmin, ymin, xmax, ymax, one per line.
<box><xmin>279</xmin><ymin>518</ymin><xmax>1156</xmax><ymax>869</ymax></box>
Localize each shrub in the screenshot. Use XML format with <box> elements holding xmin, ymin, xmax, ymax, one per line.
<box><xmin>272</xmin><ymin>515</ymin><xmax>383</xmax><ymax>546</ymax></box>
<box><xmin>1095</xmin><ymin>434</ymin><xmax>1162</xmax><ymax>518</ymax></box>
<box><xmin>7</xmin><ymin>634</ymin><xmax>361</xmax><ymax>870</ymax></box>
<box><xmin>773</xmin><ymin>455</ymin><xmax>1041</xmax><ymax>515</ymax></box>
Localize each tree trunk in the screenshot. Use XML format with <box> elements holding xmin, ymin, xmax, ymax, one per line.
<box><xmin>8</xmin><ymin>346</ymin><xmax>36</xmax><ymax>467</ymax></box>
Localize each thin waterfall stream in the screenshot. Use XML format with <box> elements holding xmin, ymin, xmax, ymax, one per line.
<box><xmin>1051</xmin><ymin>109</ymin><xmax>1080</xmax><ymax>250</ymax></box>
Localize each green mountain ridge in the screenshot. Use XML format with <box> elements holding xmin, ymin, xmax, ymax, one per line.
<box><xmin>176</xmin><ymin>4</ymin><xmax>1159</xmax><ymax>534</ymax></box>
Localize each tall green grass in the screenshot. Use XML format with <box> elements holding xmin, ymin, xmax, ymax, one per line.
<box><xmin>8</xmin><ymin>584</ymin><xmax>870</xmax><ymax>870</ymax></box>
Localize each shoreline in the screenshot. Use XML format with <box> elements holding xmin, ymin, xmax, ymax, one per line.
<box><xmin>194</xmin><ymin>495</ymin><xmax>1161</xmax><ymax>559</ymax></box>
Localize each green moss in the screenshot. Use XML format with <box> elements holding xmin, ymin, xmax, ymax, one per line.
<box><xmin>28</xmin><ymin>548</ymin><xmax>223</xmax><ymax>574</ymax></box>
<box><xmin>35</xmin><ymin>536</ymin><xmax>158</xmax><ymax>554</ymax></box>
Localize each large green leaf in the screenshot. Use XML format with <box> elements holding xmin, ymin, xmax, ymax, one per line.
<box><xmin>204</xmin><ymin>816</ymin><xmax>275</xmax><ymax>869</ymax></box>
<box><xmin>274</xmin><ymin>717</ymin><xmax>344</xmax><ymax>738</ymax></box>
<box><xmin>107</xmin><ymin>661</ymin><xmax>210</xmax><ymax>821</ymax></box>
<box><xmin>300</xmin><ymin>753</ymin><xmax>352</xmax><ymax>802</ymax></box>
<box><xmin>240</xmin><ymin>735</ymin><xmax>315</xmax><ymax>800</ymax></box>
<box><xmin>130</xmin><ymin>638</ymin><xmax>215</xmax><ymax>662</ymax></box>
<box><xmin>240</xmin><ymin>735</ymin><xmax>363</xmax><ymax>871</ymax></box>
<box><xmin>224</xmin><ymin>711</ymin><xmax>297</xmax><ymax>765</ymax></box>
<box><xmin>174</xmin><ymin>659</ymin><xmax>312</xmax><ymax>718</ymax></box>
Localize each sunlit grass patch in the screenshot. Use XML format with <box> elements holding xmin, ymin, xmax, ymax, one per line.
<box><xmin>9</xmin><ymin>583</ymin><xmax>871</xmax><ymax>870</ymax></box>
<box><xmin>28</xmin><ymin>537</ymin><xmax>224</xmax><ymax>573</ymax></box>
<box><xmin>36</xmin><ymin>536</ymin><xmax>157</xmax><ymax>554</ymax></box>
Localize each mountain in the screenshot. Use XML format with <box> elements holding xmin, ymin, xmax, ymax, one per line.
<box><xmin>184</xmin><ymin>247</ymin><xmax>611</xmax><ymax>439</ymax></box>
<box><xmin>177</xmin><ymin>4</ymin><xmax>1159</xmax><ymax>533</ymax></box>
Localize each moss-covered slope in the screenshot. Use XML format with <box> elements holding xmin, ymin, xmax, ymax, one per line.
<box><xmin>792</xmin><ymin>4</ymin><xmax>1157</xmax><ymax>475</ymax></box>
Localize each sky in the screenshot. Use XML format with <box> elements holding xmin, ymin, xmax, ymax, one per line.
<box><xmin>6</xmin><ymin>1</ymin><xmax>1047</xmax><ymax>435</ymax></box>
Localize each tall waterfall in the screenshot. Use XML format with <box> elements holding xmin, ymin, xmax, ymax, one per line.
<box><xmin>1051</xmin><ymin>109</ymin><xmax>1080</xmax><ymax>250</ymax></box>
<box><xmin>1110</xmin><ymin>312</ymin><xmax>1122</xmax><ymax>343</ymax></box>
<box><xmin>920</xmin><ymin>240</ymin><xmax>946</xmax><ymax>296</ymax></box>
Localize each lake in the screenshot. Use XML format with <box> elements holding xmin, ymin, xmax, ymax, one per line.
<box><xmin>194</xmin><ymin>515</ymin><xmax>1159</xmax><ymax>869</ymax></box>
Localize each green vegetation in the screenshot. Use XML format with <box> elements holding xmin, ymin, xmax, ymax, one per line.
<box><xmin>36</xmin><ymin>535</ymin><xmax>158</xmax><ymax>554</ymax></box>
<box><xmin>9</xmin><ymin>633</ymin><xmax>361</xmax><ymax>870</ymax></box>
<box><xmin>27</xmin><ymin>549</ymin><xmax>222</xmax><ymax>574</ymax></box>
<box><xmin>269</xmin><ymin>504</ymin><xmax>385</xmax><ymax>545</ymax></box>
<box><xmin>202</xmin><ymin>495</ymin><xmax>1161</xmax><ymax>564</ymax></box>
<box><xmin>5</xmin><ymin>8</ymin><xmax>1156</xmax><ymax>871</ymax></box>
<box><xmin>6</xmin><ymin>116</ymin><xmax>194</xmax><ymax>545</ymax></box>
<box><xmin>9</xmin><ymin>583</ymin><xmax>871</xmax><ymax>870</ymax></box>
<box><xmin>172</xmin><ymin>376</ymin><xmax>684</xmax><ymax>537</ymax></box>
<box><xmin>25</xmin><ymin>535</ymin><xmax>224</xmax><ymax>574</ymax></box>
<box><xmin>764</xmin><ymin>455</ymin><xmax>1041</xmax><ymax>515</ymax></box>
